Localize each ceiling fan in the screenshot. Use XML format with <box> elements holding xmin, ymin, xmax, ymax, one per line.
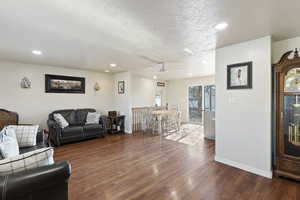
<box><xmin>138</xmin><ymin>55</ymin><xmax>181</xmax><ymax>73</ymax></box>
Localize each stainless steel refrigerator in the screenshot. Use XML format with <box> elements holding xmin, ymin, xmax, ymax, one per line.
<box><xmin>204</xmin><ymin>85</ymin><xmax>215</xmax><ymax>140</ymax></box>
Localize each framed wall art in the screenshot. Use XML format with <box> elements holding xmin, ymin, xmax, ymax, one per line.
<box><xmin>118</xmin><ymin>81</ymin><xmax>125</xmax><ymax>94</ymax></box>
<box><xmin>45</xmin><ymin>74</ymin><xmax>85</xmax><ymax>94</ymax></box>
<box><xmin>157</xmin><ymin>82</ymin><xmax>165</xmax><ymax>87</ymax></box>
<box><xmin>227</xmin><ymin>61</ymin><xmax>252</xmax><ymax>89</ymax></box>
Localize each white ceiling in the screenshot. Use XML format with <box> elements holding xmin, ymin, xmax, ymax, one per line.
<box><xmin>0</xmin><ymin>0</ymin><xmax>300</xmax><ymax>80</ymax></box>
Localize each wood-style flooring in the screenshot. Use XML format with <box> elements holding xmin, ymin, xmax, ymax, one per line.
<box><xmin>55</xmin><ymin>133</ymin><xmax>300</xmax><ymax>200</ymax></box>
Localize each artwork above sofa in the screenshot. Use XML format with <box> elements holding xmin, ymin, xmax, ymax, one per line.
<box><xmin>47</xmin><ymin>108</ymin><xmax>106</xmax><ymax>146</ymax></box>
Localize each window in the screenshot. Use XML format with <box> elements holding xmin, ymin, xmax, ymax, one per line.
<box><xmin>155</xmin><ymin>95</ymin><xmax>162</xmax><ymax>107</ymax></box>
<box><xmin>188</xmin><ymin>85</ymin><xmax>203</xmax><ymax>123</ymax></box>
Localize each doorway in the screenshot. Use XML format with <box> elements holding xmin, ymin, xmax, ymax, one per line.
<box><xmin>188</xmin><ymin>85</ymin><xmax>203</xmax><ymax>124</ymax></box>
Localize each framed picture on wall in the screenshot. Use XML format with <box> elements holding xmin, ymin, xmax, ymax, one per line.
<box><xmin>118</xmin><ymin>81</ymin><xmax>125</xmax><ymax>94</ymax></box>
<box><xmin>227</xmin><ymin>61</ymin><xmax>252</xmax><ymax>89</ymax></box>
<box><xmin>45</xmin><ymin>74</ymin><xmax>85</xmax><ymax>93</ymax></box>
<box><xmin>157</xmin><ymin>82</ymin><xmax>165</xmax><ymax>87</ymax></box>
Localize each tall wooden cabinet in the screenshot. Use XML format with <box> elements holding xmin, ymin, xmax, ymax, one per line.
<box><xmin>274</xmin><ymin>49</ymin><xmax>300</xmax><ymax>180</ymax></box>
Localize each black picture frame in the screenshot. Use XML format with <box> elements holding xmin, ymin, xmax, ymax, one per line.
<box><xmin>227</xmin><ymin>61</ymin><xmax>252</xmax><ymax>90</ymax></box>
<box><xmin>157</xmin><ymin>82</ymin><xmax>165</xmax><ymax>87</ymax></box>
<box><xmin>45</xmin><ymin>74</ymin><xmax>85</xmax><ymax>94</ymax></box>
<box><xmin>118</xmin><ymin>81</ymin><xmax>125</xmax><ymax>94</ymax></box>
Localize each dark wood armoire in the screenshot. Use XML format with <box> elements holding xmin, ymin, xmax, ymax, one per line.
<box><xmin>274</xmin><ymin>49</ymin><xmax>300</xmax><ymax>181</ymax></box>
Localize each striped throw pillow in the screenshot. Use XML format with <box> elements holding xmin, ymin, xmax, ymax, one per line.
<box><xmin>53</xmin><ymin>113</ymin><xmax>69</xmax><ymax>129</ymax></box>
<box><xmin>7</xmin><ymin>125</ymin><xmax>39</xmax><ymax>147</ymax></box>
<box><xmin>0</xmin><ymin>147</ymin><xmax>54</xmax><ymax>175</ymax></box>
<box><xmin>86</xmin><ymin>112</ymin><xmax>101</xmax><ymax>124</ymax></box>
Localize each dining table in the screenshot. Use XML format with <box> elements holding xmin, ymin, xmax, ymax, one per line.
<box><xmin>150</xmin><ymin>109</ymin><xmax>178</xmax><ymax>135</ymax></box>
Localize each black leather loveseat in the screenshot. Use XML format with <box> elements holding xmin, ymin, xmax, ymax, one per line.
<box><xmin>47</xmin><ymin>108</ymin><xmax>106</xmax><ymax>146</ymax></box>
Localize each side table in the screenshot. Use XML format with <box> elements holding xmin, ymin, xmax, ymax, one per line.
<box><xmin>104</xmin><ymin>115</ymin><xmax>125</xmax><ymax>134</ymax></box>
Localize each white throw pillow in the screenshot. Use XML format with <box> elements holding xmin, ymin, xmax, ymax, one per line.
<box><xmin>0</xmin><ymin>147</ymin><xmax>54</xmax><ymax>175</ymax></box>
<box><xmin>6</xmin><ymin>125</ymin><xmax>39</xmax><ymax>148</ymax></box>
<box><xmin>86</xmin><ymin>112</ymin><xmax>101</xmax><ymax>124</ymax></box>
<box><xmin>0</xmin><ymin>127</ymin><xmax>19</xmax><ymax>158</ymax></box>
<box><xmin>53</xmin><ymin>113</ymin><xmax>69</xmax><ymax>129</ymax></box>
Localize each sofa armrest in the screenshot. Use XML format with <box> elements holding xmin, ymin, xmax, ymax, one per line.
<box><xmin>47</xmin><ymin>119</ymin><xmax>62</xmax><ymax>146</ymax></box>
<box><xmin>99</xmin><ymin>116</ymin><xmax>108</xmax><ymax>131</ymax></box>
<box><xmin>47</xmin><ymin>119</ymin><xmax>60</xmax><ymax>130</ymax></box>
<box><xmin>0</xmin><ymin>161</ymin><xmax>71</xmax><ymax>200</ymax></box>
<box><xmin>36</xmin><ymin>129</ymin><xmax>44</xmax><ymax>145</ymax></box>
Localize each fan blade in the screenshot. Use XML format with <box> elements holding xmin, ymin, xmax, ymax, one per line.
<box><xmin>164</xmin><ymin>60</ymin><xmax>181</xmax><ymax>63</ymax></box>
<box><xmin>137</xmin><ymin>55</ymin><xmax>162</xmax><ymax>64</ymax></box>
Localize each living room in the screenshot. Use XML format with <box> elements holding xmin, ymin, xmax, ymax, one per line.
<box><xmin>1</xmin><ymin>1</ymin><xmax>300</xmax><ymax>200</ymax></box>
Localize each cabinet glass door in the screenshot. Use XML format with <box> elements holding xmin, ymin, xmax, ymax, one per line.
<box><xmin>283</xmin><ymin>68</ymin><xmax>300</xmax><ymax>157</ymax></box>
<box><xmin>284</xmin><ymin>95</ymin><xmax>300</xmax><ymax>156</ymax></box>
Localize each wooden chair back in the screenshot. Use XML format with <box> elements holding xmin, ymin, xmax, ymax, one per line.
<box><xmin>0</xmin><ymin>109</ymin><xmax>19</xmax><ymax>131</ymax></box>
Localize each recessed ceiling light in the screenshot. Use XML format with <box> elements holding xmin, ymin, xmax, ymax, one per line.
<box><xmin>202</xmin><ymin>60</ymin><xmax>208</xmax><ymax>64</ymax></box>
<box><xmin>214</xmin><ymin>22</ymin><xmax>228</xmax><ymax>31</ymax></box>
<box><xmin>104</xmin><ymin>70</ymin><xmax>110</xmax><ymax>73</ymax></box>
<box><xmin>32</xmin><ymin>50</ymin><xmax>42</xmax><ymax>55</ymax></box>
<box><xmin>110</xmin><ymin>63</ymin><xmax>117</xmax><ymax>67</ymax></box>
<box><xmin>153</xmin><ymin>75</ymin><xmax>157</xmax><ymax>80</ymax></box>
<box><xmin>183</xmin><ymin>48</ymin><xmax>194</xmax><ymax>55</ymax></box>
<box><xmin>187</xmin><ymin>73</ymin><xmax>193</xmax><ymax>76</ymax></box>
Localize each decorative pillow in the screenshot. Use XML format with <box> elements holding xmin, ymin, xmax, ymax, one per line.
<box><xmin>86</xmin><ymin>112</ymin><xmax>101</xmax><ymax>124</ymax></box>
<box><xmin>0</xmin><ymin>127</ymin><xmax>19</xmax><ymax>159</ymax></box>
<box><xmin>6</xmin><ymin>125</ymin><xmax>39</xmax><ymax>148</ymax></box>
<box><xmin>0</xmin><ymin>147</ymin><xmax>54</xmax><ymax>175</ymax></box>
<box><xmin>53</xmin><ymin>113</ymin><xmax>69</xmax><ymax>129</ymax></box>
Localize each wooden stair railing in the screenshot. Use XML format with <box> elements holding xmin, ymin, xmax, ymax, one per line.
<box><xmin>132</xmin><ymin>106</ymin><xmax>165</xmax><ymax>133</ymax></box>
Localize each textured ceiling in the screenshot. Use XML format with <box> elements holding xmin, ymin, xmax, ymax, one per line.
<box><xmin>0</xmin><ymin>0</ymin><xmax>300</xmax><ymax>80</ymax></box>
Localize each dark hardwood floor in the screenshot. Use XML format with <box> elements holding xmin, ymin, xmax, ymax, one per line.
<box><xmin>55</xmin><ymin>134</ymin><xmax>300</xmax><ymax>200</ymax></box>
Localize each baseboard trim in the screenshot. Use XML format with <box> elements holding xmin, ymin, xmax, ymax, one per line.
<box><xmin>215</xmin><ymin>156</ymin><xmax>272</xmax><ymax>179</ymax></box>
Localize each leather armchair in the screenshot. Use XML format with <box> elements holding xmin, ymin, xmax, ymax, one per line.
<box><xmin>0</xmin><ymin>161</ymin><xmax>71</xmax><ymax>200</ymax></box>
<box><xmin>0</xmin><ymin>109</ymin><xmax>72</xmax><ymax>200</ymax></box>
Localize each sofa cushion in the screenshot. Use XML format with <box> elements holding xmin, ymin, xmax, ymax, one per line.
<box><xmin>76</xmin><ymin>109</ymin><xmax>96</xmax><ymax>125</ymax></box>
<box><xmin>86</xmin><ymin>112</ymin><xmax>101</xmax><ymax>124</ymax></box>
<box><xmin>19</xmin><ymin>146</ymin><xmax>44</xmax><ymax>154</ymax></box>
<box><xmin>0</xmin><ymin>127</ymin><xmax>19</xmax><ymax>158</ymax></box>
<box><xmin>7</xmin><ymin>125</ymin><xmax>39</xmax><ymax>148</ymax></box>
<box><xmin>54</xmin><ymin>113</ymin><xmax>69</xmax><ymax>129</ymax></box>
<box><xmin>83</xmin><ymin>124</ymin><xmax>103</xmax><ymax>137</ymax></box>
<box><xmin>0</xmin><ymin>147</ymin><xmax>54</xmax><ymax>175</ymax></box>
<box><xmin>62</xmin><ymin>126</ymin><xmax>83</xmax><ymax>138</ymax></box>
<box><xmin>51</xmin><ymin>110</ymin><xmax>77</xmax><ymax>126</ymax></box>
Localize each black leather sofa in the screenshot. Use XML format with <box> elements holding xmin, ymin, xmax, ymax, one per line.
<box><xmin>47</xmin><ymin>108</ymin><xmax>106</xmax><ymax>146</ymax></box>
<box><xmin>0</xmin><ymin>109</ymin><xmax>72</xmax><ymax>200</ymax></box>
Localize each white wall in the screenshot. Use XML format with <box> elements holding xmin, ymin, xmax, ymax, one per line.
<box><xmin>131</xmin><ymin>75</ymin><xmax>156</xmax><ymax>107</ymax></box>
<box><xmin>113</xmin><ymin>72</ymin><xmax>132</xmax><ymax>133</ymax></box>
<box><xmin>215</xmin><ymin>36</ymin><xmax>272</xmax><ymax>178</ymax></box>
<box><xmin>0</xmin><ymin>61</ymin><xmax>114</xmax><ymax>128</ymax></box>
<box><xmin>166</xmin><ymin>76</ymin><xmax>215</xmax><ymax>122</ymax></box>
<box><xmin>273</xmin><ymin>36</ymin><xmax>300</xmax><ymax>63</ymax></box>
<box><xmin>113</xmin><ymin>73</ymin><xmax>166</xmax><ymax>133</ymax></box>
<box><xmin>0</xmin><ymin>62</ymin><xmax>162</xmax><ymax>134</ymax></box>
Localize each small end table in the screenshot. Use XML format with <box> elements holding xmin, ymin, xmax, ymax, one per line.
<box><xmin>105</xmin><ymin>115</ymin><xmax>125</xmax><ymax>134</ymax></box>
